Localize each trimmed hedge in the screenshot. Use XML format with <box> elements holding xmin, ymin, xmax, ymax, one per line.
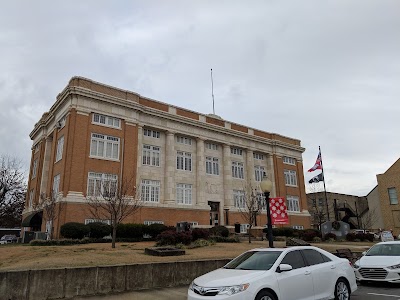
<box><xmin>30</xmin><ymin>238</ymin><xmax>91</xmax><ymax>246</ymax></box>
<box><xmin>117</xmin><ymin>223</ymin><xmax>146</xmax><ymax>239</ymax></box>
<box><xmin>209</xmin><ymin>226</ymin><xmax>229</xmax><ymax>237</ymax></box>
<box><xmin>192</xmin><ymin>228</ymin><xmax>210</xmax><ymax>241</ymax></box>
<box><xmin>87</xmin><ymin>222</ymin><xmax>111</xmax><ymax>239</ymax></box>
<box><xmin>155</xmin><ymin>230</ymin><xmax>192</xmax><ymax>246</ymax></box>
<box><xmin>60</xmin><ymin>222</ymin><xmax>90</xmax><ymax>239</ymax></box>
<box><xmin>211</xmin><ymin>236</ymin><xmax>240</xmax><ymax>243</ymax></box>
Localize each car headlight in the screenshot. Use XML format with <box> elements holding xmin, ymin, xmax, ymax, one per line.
<box><xmin>218</xmin><ymin>283</ymin><xmax>250</xmax><ymax>295</ymax></box>
<box><xmin>388</xmin><ymin>264</ymin><xmax>400</xmax><ymax>270</ymax></box>
<box><xmin>189</xmin><ymin>281</ymin><xmax>194</xmax><ymax>291</ymax></box>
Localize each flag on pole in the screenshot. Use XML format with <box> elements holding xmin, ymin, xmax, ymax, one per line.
<box><xmin>308</xmin><ymin>151</ymin><xmax>322</xmax><ymax>172</ymax></box>
<box><xmin>309</xmin><ymin>172</ymin><xmax>324</xmax><ymax>184</ymax></box>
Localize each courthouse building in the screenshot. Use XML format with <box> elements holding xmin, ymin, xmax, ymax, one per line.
<box><xmin>23</xmin><ymin>77</ymin><xmax>311</xmax><ymax>237</ymax></box>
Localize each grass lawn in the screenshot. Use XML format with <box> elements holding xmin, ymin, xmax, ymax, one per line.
<box><xmin>0</xmin><ymin>240</ymin><xmax>374</xmax><ymax>272</ymax></box>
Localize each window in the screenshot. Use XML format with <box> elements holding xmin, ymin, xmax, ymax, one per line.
<box><xmin>301</xmin><ymin>249</ymin><xmax>327</xmax><ymax>266</ymax></box>
<box><xmin>234</xmin><ymin>190</ymin><xmax>246</xmax><ymax>208</ymax></box>
<box><xmin>283</xmin><ymin>156</ymin><xmax>296</xmax><ymax>165</ymax></box>
<box><xmin>280</xmin><ymin>250</ymin><xmax>306</xmax><ymax>269</ymax></box>
<box><xmin>143</xmin><ymin>128</ymin><xmax>160</xmax><ymax>138</ymax></box>
<box><xmin>85</xmin><ymin>219</ymin><xmax>111</xmax><ymax>225</ymax></box>
<box><xmin>141</xmin><ymin>179</ymin><xmax>160</xmax><ymax>202</ymax></box>
<box><xmin>176</xmin><ymin>183</ymin><xmax>192</xmax><ymax>205</ymax></box>
<box><xmin>284</xmin><ymin>169</ymin><xmax>297</xmax><ymax>186</ymax></box>
<box><xmin>32</xmin><ymin>159</ymin><xmax>38</xmax><ymax>178</ymax></box>
<box><xmin>232</xmin><ymin>161</ymin><xmax>244</xmax><ymax>179</ymax></box>
<box><xmin>90</xmin><ymin>133</ymin><xmax>120</xmax><ymax>160</ymax></box>
<box><xmin>176</xmin><ymin>151</ymin><xmax>192</xmax><ymax>171</ymax></box>
<box><xmin>53</xmin><ymin>174</ymin><xmax>60</xmax><ymax>195</ymax></box>
<box><xmin>240</xmin><ymin>224</ymin><xmax>249</xmax><ymax>233</ymax></box>
<box><xmin>205</xmin><ymin>142</ymin><xmax>218</xmax><ymax>150</ymax></box>
<box><xmin>189</xmin><ymin>221</ymin><xmax>199</xmax><ymax>227</ymax></box>
<box><xmin>254</xmin><ymin>166</ymin><xmax>265</xmax><ymax>182</ymax></box>
<box><xmin>142</xmin><ymin>145</ymin><xmax>160</xmax><ymax>166</ymax></box>
<box><xmin>176</xmin><ymin>136</ymin><xmax>192</xmax><ymax>145</ymax></box>
<box><xmin>253</xmin><ymin>153</ymin><xmax>264</xmax><ymax>160</ymax></box>
<box><xmin>206</xmin><ymin>157</ymin><xmax>219</xmax><ymax>175</ymax></box>
<box><xmin>29</xmin><ymin>189</ymin><xmax>34</xmax><ymax>208</ymax></box>
<box><xmin>57</xmin><ymin>115</ymin><xmax>67</xmax><ymax>129</ymax></box>
<box><xmin>231</xmin><ymin>147</ymin><xmax>243</xmax><ymax>156</ymax></box>
<box><xmin>293</xmin><ymin>225</ymin><xmax>304</xmax><ymax>230</ymax></box>
<box><xmin>93</xmin><ymin>113</ymin><xmax>120</xmax><ymax>128</ymax></box>
<box><xmin>144</xmin><ymin>220</ymin><xmax>164</xmax><ymax>225</ymax></box>
<box><xmin>87</xmin><ymin>172</ymin><xmax>118</xmax><ymax>197</ymax></box>
<box><xmin>388</xmin><ymin>188</ymin><xmax>398</xmax><ymax>205</ymax></box>
<box><xmin>287</xmin><ymin>195</ymin><xmax>300</xmax><ymax>212</ymax></box>
<box><xmin>56</xmin><ymin>136</ymin><xmax>64</xmax><ymax>162</ymax></box>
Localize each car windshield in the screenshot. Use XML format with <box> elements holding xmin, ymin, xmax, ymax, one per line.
<box><xmin>224</xmin><ymin>251</ymin><xmax>282</xmax><ymax>271</ymax></box>
<box><xmin>366</xmin><ymin>244</ymin><xmax>400</xmax><ymax>256</ymax></box>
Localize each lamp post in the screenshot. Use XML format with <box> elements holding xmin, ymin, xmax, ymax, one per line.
<box><xmin>260</xmin><ymin>174</ymin><xmax>274</xmax><ymax>248</ymax></box>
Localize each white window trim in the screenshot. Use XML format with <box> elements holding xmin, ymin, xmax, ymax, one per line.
<box><xmin>176</xmin><ymin>136</ymin><xmax>192</xmax><ymax>145</ymax></box>
<box><xmin>90</xmin><ymin>133</ymin><xmax>120</xmax><ymax>161</ymax></box>
<box><xmin>85</xmin><ymin>219</ymin><xmax>111</xmax><ymax>225</ymax></box>
<box><xmin>284</xmin><ymin>169</ymin><xmax>297</xmax><ymax>186</ymax></box>
<box><xmin>176</xmin><ymin>151</ymin><xmax>192</xmax><ymax>171</ymax></box>
<box><xmin>53</xmin><ymin>174</ymin><xmax>61</xmax><ymax>196</ymax></box>
<box><xmin>283</xmin><ymin>156</ymin><xmax>296</xmax><ymax>165</ymax></box>
<box><xmin>32</xmin><ymin>159</ymin><xmax>38</xmax><ymax>179</ymax></box>
<box><xmin>287</xmin><ymin>195</ymin><xmax>300</xmax><ymax>212</ymax></box>
<box><xmin>206</xmin><ymin>156</ymin><xmax>219</xmax><ymax>175</ymax></box>
<box><xmin>55</xmin><ymin>136</ymin><xmax>64</xmax><ymax>162</ymax></box>
<box><xmin>254</xmin><ymin>165</ymin><xmax>265</xmax><ymax>182</ymax></box>
<box><xmin>232</xmin><ymin>161</ymin><xmax>244</xmax><ymax>179</ymax></box>
<box><xmin>292</xmin><ymin>225</ymin><xmax>304</xmax><ymax>230</ymax></box>
<box><xmin>29</xmin><ymin>189</ymin><xmax>34</xmax><ymax>208</ymax></box>
<box><xmin>142</xmin><ymin>145</ymin><xmax>161</xmax><ymax>167</ymax></box>
<box><xmin>87</xmin><ymin>172</ymin><xmax>118</xmax><ymax>198</ymax></box>
<box><xmin>176</xmin><ymin>183</ymin><xmax>192</xmax><ymax>205</ymax></box>
<box><xmin>144</xmin><ymin>220</ymin><xmax>164</xmax><ymax>225</ymax></box>
<box><xmin>253</xmin><ymin>153</ymin><xmax>264</xmax><ymax>160</ymax></box>
<box><xmin>143</xmin><ymin>128</ymin><xmax>160</xmax><ymax>138</ymax></box>
<box><xmin>233</xmin><ymin>190</ymin><xmax>246</xmax><ymax>208</ymax></box>
<box><xmin>388</xmin><ymin>188</ymin><xmax>398</xmax><ymax>205</ymax></box>
<box><xmin>231</xmin><ymin>147</ymin><xmax>243</xmax><ymax>156</ymax></box>
<box><xmin>141</xmin><ymin>179</ymin><xmax>161</xmax><ymax>203</ymax></box>
<box><xmin>205</xmin><ymin>142</ymin><xmax>218</xmax><ymax>150</ymax></box>
<box><xmin>92</xmin><ymin>113</ymin><xmax>121</xmax><ymax>129</ymax></box>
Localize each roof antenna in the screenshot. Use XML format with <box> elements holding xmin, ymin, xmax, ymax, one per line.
<box><xmin>211</xmin><ymin>68</ymin><xmax>215</xmax><ymax>114</ymax></box>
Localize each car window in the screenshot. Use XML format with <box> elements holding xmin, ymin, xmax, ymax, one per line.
<box><xmin>280</xmin><ymin>250</ymin><xmax>306</xmax><ymax>269</ymax></box>
<box><xmin>321</xmin><ymin>253</ymin><xmax>332</xmax><ymax>262</ymax></box>
<box><xmin>224</xmin><ymin>251</ymin><xmax>282</xmax><ymax>271</ymax></box>
<box><xmin>302</xmin><ymin>249</ymin><xmax>326</xmax><ymax>266</ymax></box>
<box><xmin>367</xmin><ymin>244</ymin><xmax>400</xmax><ymax>256</ymax></box>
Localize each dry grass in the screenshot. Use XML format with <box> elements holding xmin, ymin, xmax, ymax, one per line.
<box><xmin>0</xmin><ymin>240</ymin><xmax>373</xmax><ymax>272</ymax></box>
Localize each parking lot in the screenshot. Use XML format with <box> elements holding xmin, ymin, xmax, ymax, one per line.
<box><xmin>76</xmin><ymin>283</ymin><xmax>400</xmax><ymax>300</ymax></box>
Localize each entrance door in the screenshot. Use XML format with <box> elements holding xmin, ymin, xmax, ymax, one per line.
<box><xmin>208</xmin><ymin>201</ymin><xmax>220</xmax><ymax>226</ymax></box>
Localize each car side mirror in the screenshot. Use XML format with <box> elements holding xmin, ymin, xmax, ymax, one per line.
<box><xmin>362</xmin><ymin>251</ymin><xmax>367</xmax><ymax>256</ymax></box>
<box><xmin>277</xmin><ymin>264</ymin><xmax>293</xmax><ymax>273</ymax></box>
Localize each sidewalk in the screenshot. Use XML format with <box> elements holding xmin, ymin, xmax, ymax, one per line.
<box><xmin>73</xmin><ymin>285</ymin><xmax>188</xmax><ymax>300</ymax></box>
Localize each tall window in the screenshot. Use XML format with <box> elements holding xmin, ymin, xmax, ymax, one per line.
<box><xmin>176</xmin><ymin>183</ymin><xmax>192</xmax><ymax>205</ymax></box>
<box><xmin>32</xmin><ymin>159</ymin><xmax>38</xmax><ymax>178</ymax></box>
<box><xmin>87</xmin><ymin>172</ymin><xmax>118</xmax><ymax>197</ymax></box>
<box><xmin>234</xmin><ymin>190</ymin><xmax>246</xmax><ymax>208</ymax></box>
<box><xmin>177</xmin><ymin>151</ymin><xmax>192</xmax><ymax>171</ymax></box>
<box><xmin>176</xmin><ymin>136</ymin><xmax>192</xmax><ymax>145</ymax></box>
<box><xmin>284</xmin><ymin>170</ymin><xmax>297</xmax><ymax>186</ymax></box>
<box><xmin>93</xmin><ymin>113</ymin><xmax>120</xmax><ymax>128</ymax></box>
<box><xmin>29</xmin><ymin>189</ymin><xmax>34</xmax><ymax>208</ymax></box>
<box><xmin>253</xmin><ymin>153</ymin><xmax>264</xmax><ymax>160</ymax></box>
<box><xmin>206</xmin><ymin>157</ymin><xmax>219</xmax><ymax>175</ymax></box>
<box><xmin>141</xmin><ymin>179</ymin><xmax>160</xmax><ymax>202</ymax></box>
<box><xmin>205</xmin><ymin>142</ymin><xmax>218</xmax><ymax>150</ymax></box>
<box><xmin>90</xmin><ymin>133</ymin><xmax>120</xmax><ymax>160</ymax></box>
<box><xmin>56</xmin><ymin>136</ymin><xmax>64</xmax><ymax>162</ymax></box>
<box><xmin>53</xmin><ymin>174</ymin><xmax>60</xmax><ymax>195</ymax></box>
<box><xmin>143</xmin><ymin>128</ymin><xmax>160</xmax><ymax>138</ymax></box>
<box><xmin>232</xmin><ymin>161</ymin><xmax>244</xmax><ymax>179</ymax></box>
<box><xmin>254</xmin><ymin>166</ymin><xmax>265</xmax><ymax>182</ymax></box>
<box><xmin>231</xmin><ymin>147</ymin><xmax>243</xmax><ymax>156</ymax></box>
<box><xmin>142</xmin><ymin>145</ymin><xmax>160</xmax><ymax>166</ymax></box>
<box><xmin>283</xmin><ymin>156</ymin><xmax>296</xmax><ymax>165</ymax></box>
<box><xmin>144</xmin><ymin>220</ymin><xmax>164</xmax><ymax>225</ymax></box>
<box><xmin>388</xmin><ymin>188</ymin><xmax>398</xmax><ymax>205</ymax></box>
<box><xmin>287</xmin><ymin>195</ymin><xmax>300</xmax><ymax>212</ymax></box>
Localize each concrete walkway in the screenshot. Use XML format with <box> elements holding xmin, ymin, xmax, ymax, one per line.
<box><xmin>73</xmin><ymin>285</ymin><xmax>188</xmax><ymax>300</ymax></box>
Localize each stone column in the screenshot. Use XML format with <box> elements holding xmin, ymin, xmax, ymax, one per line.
<box><xmin>40</xmin><ymin>136</ymin><xmax>53</xmax><ymax>195</ymax></box>
<box><xmin>246</xmin><ymin>149</ymin><xmax>255</xmax><ymax>187</ymax></box>
<box><xmin>267</xmin><ymin>153</ymin><xmax>276</xmax><ymax>197</ymax></box>
<box><xmin>164</xmin><ymin>132</ymin><xmax>175</xmax><ymax>204</ymax></box>
<box><xmin>196</xmin><ymin>138</ymin><xmax>205</xmax><ymax>206</ymax></box>
<box><xmin>136</xmin><ymin>125</ymin><xmax>143</xmax><ymax>187</ymax></box>
<box><xmin>222</xmin><ymin>144</ymin><xmax>232</xmax><ymax>208</ymax></box>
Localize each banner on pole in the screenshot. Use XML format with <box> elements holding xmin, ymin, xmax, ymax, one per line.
<box><xmin>269</xmin><ymin>197</ymin><xmax>289</xmax><ymax>225</ymax></box>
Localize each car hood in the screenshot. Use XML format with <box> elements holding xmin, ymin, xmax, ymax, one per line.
<box><xmin>358</xmin><ymin>256</ymin><xmax>400</xmax><ymax>267</ymax></box>
<box><xmin>194</xmin><ymin>268</ymin><xmax>268</xmax><ymax>287</ymax></box>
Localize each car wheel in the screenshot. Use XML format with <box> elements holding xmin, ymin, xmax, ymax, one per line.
<box><xmin>335</xmin><ymin>278</ymin><xmax>350</xmax><ymax>300</ymax></box>
<box><xmin>255</xmin><ymin>290</ymin><xmax>277</xmax><ymax>300</ymax></box>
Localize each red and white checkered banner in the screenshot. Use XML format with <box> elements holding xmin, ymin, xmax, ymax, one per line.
<box><xmin>269</xmin><ymin>197</ymin><xmax>289</xmax><ymax>225</ymax></box>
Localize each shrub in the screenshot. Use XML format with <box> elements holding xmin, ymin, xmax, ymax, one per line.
<box><xmin>192</xmin><ymin>228</ymin><xmax>210</xmax><ymax>241</ymax></box>
<box><xmin>312</xmin><ymin>236</ymin><xmax>322</xmax><ymax>243</ymax></box>
<box><xmin>324</xmin><ymin>232</ymin><xmax>337</xmax><ymax>241</ymax></box>
<box><xmin>60</xmin><ymin>222</ymin><xmax>90</xmax><ymax>239</ymax></box>
<box><xmin>144</xmin><ymin>224</ymin><xmax>168</xmax><ymax>238</ymax></box>
<box><xmin>211</xmin><ymin>236</ymin><xmax>240</xmax><ymax>243</ymax></box>
<box><xmin>117</xmin><ymin>223</ymin><xmax>145</xmax><ymax>239</ymax></box>
<box><xmin>268</xmin><ymin>227</ymin><xmax>295</xmax><ymax>237</ymax></box>
<box><xmin>187</xmin><ymin>239</ymin><xmax>213</xmax><ymax>249</ymax></box>
<box><xmin>155</xmin><ymin>230</ymin><xmax>192</xmax><ymax>246</ymax></box>
<box><xmin>209</xmin><ymin>225</ymin><xmax>229</xmax><ymax>237</ymax></box>
<box><xmin>87</xmin><ymin>222</ymin><xmax>111</xmax><ymax>239</ymax></box>
<box><xmin>29</xmin><ymin>238</ymin><xmax>91</xmax><ymax>246</ymax></box>
<box><xmin>346</xmin><ymin>233</ymin><xmax>356</xmax><ymax>241</ymax></box>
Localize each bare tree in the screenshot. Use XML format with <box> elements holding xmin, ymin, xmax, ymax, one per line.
<box><xmin>360</xmin><ymin>207</ymin><xmax>380</xmax><ymax>231</ymax></box>
<box><xmin>86</xmin><ymin>175</ymin><xmax>142</xmax><ymax>248</ymax></box>
<box><xmin>306</xmin><ymin>184</ymin><xmax>327</xmax><ymax>230</ymax></box>
<box><xmin>237</xmin><ymin>185</ymin><xmax>264</xmax><ymax>243</ymax></box>
<box><xmin>39</xmin><ymin>191</ymin><xmax>66</xmax><ymax>240</ymax></box>
<box><xmin>0</xmin><ymin>155</ymin><xmax>26</xmax><ymax>227</ymax></box>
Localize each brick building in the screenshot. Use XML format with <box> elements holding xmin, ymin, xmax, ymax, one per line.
<box><xmin>22</xmin><ymin>76</ymin><xmax>311</xmax><ymax>238</ymax></box>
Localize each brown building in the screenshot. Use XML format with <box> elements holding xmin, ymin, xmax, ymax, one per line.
<box><xmin>22</xmin><ymin>76</ymin><xmax>311</xmax><ymax>238</ymax></box>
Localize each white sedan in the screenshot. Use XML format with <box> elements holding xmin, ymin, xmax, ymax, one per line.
<box><xmin>354</xmin><ymin>241</ymin><xmax>400</xmax><ymax>283</ymax></box>
<box><xmin>188</xmin><ymin>246</ymin><xmax>357</xmax><ymax>300</ymax></box>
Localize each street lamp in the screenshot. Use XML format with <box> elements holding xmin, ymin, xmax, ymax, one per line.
<box><xmin>260</xmin><ymin>174</ymin><xmax>274</xmax><ymax>248</ymax></box>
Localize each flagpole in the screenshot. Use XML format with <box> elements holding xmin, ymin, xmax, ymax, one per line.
<box><xmin>319</xmin><ymin>146</ymin><xmax>330</xmax><ymax>221</ymax></box>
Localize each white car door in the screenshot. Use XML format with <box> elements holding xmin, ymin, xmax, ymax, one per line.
<box><xmin>302</xmin><ymin>249</ymin><xmax>335</xmax><ymax>300</ymax></box>
<box><xmin>276</xmin><ymin>250</ymin><xmax>315</xmax><ymax>300</ymax></box>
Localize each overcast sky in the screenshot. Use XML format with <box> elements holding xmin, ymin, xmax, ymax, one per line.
<box><xmin>1</xmin><ymin>1</ymin><xmax>399</xmax><ymax>196</ymax></box>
